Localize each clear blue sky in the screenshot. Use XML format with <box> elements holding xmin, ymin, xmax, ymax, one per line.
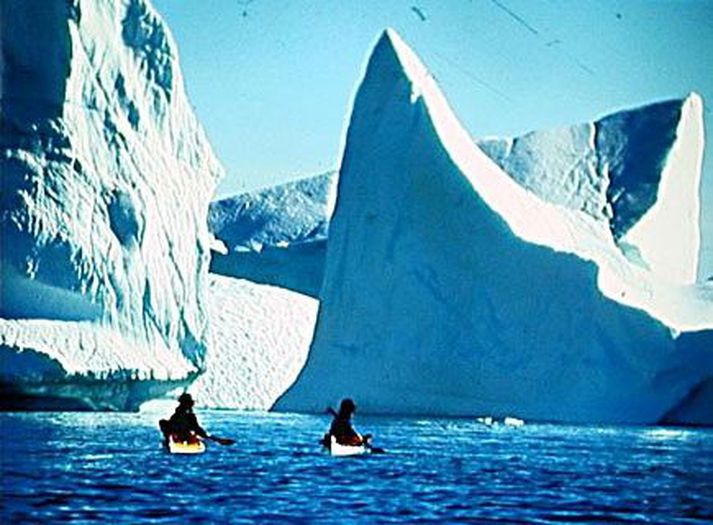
<box><xmin>153</xmin><ymin>0</ymin><xmax>712</xmax><ymax>276</ymax></box>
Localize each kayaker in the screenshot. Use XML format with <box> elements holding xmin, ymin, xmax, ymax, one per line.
<box><xmin>159</xmin><ymin>392</ymin><xmax>208</xmax><ymax>443</ymax></box>
<box><xmin>327</xmin><ymin>398</ymin><xmax>368</xmax><ymax>446</ymax></box>
<box><xmin>159</xmin><ymin>393</ymin><xmax>235</xmax><ymax>448</ymax></box>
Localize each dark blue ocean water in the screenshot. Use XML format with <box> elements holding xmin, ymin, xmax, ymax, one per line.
<box><xmin>1</xmin><ymin>411</ymin><xmax>712</xmax><ymax>524</ymax></box>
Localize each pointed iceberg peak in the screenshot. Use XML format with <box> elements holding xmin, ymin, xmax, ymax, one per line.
<box><xmin>685</xmin><ymin>91</ymin><xmax>703</xmax><ymax>111</ymax></box>
<box><xmin>376</xmin><ymin>28</ymin><xmax>431</xmax><ymax>88</ymax></box>
<box><xmin>381</xmin><ymin>27</ymin><xmax>400</xmax><ymax>43</ymax></box>
<box><xmin>359</xmin><ymin>28</ymin><xmax>445</xmax><ymax>112</ymax></box>
<box><xmin>357</xmin><ymin>29</ymin><xmax>481</xmax><ymax>164</ymax></box>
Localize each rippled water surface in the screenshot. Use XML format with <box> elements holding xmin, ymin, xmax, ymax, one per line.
<box><xmin>2</xmin><ymin>411</ymin><xmax>712</xmax><ymax>523</ymax></box>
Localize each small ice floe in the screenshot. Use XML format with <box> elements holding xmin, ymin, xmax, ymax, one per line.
<box><xmin>643</xmin><ymin>428</ymin><xmax>690</xmax><ymax>441</ymax></box>
<box><xmin>503</xmin><ymin>417</ymin><xmax>525</xmax><ymax>427</ymax></box>
<box><xmin>234</xmin><ymin>240</ymin><xmax>264</xmax><ymax>253</ymax></box>
<box><xmin>476</xmin><ymin>416</ymin><xmax>525</xmax><ymax>427</ymax></box>
<box><xmin>210</xmin><ymin>235</ymin><xmax>229</xmax><ymax>255</ymax></box>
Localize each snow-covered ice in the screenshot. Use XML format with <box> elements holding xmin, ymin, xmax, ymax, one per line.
<box><xmin>479</xmin><ymin>94</ymin><xmax>704</xmax><ymax>285</ymax></box>
<box><xmin>187</xmin><ymin>274</ymin><xmax>317</xmax><ymax>409</ymax></box>
<box><xmin>0</xmin><ymin>0</ymin><xmax>222</xmax><ymax>409</ymax></box>
<box><xmin>274</xmin><ymin>29</ymin><xmax>713</xmax><ymax>424</ymax></box>
<box><xmin>209</xmin><ymin>172</ymin><xmax>336</xmax><ymax>250</ymax></box>
<box><xmin>140</xmin><ymin>273</ymin><xmax>318</xmax><ymax>412</ymax></box>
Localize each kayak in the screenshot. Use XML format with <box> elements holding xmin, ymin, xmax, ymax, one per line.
<box><xmin>167</xmin><ymin>434</ymin><xmax>206</xmax><ymax>454</ymax></box>
<box><xmin>326</xmin><ymin>435</ymin><xmax>369</xmax><ymax>456</ymax></box>
<box><xmin>322</xmin><ymin>434</ymin><xmax>381</xmax><ymax>456</ymax></box>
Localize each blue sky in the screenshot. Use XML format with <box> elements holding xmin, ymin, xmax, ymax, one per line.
<box><xmin>153</xmin><ymin>0</ymin><xmax>712</xmax><ymax>275</ymax></box>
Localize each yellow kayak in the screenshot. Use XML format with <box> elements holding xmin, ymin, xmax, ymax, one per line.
<box><xmin>167</xmin><ymin>434</ymin><xmax>206</xmax><ymax>454</ymax></box>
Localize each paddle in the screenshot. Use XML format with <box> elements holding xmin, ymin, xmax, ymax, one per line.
<box><xmin>362</xmin><ymin>434</ymin><xmax>386</xmax><ymax>454</ymax></box>
<box><xmin>205</xmin><ymin>435</ymin><xmax>235</xmax><ymax>446</ymax></box>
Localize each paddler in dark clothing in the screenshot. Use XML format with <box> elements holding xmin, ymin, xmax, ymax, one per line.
<box><xmin>159</xmin><ymin>393</ymin><xmax>235</xmax><ymax>447</ymax></box>
<box><xmin>326</xmin><ymin>398</ymin><xmax>369</xmax><ymax>446</ymax></box>
<box><xmin>159</xmin><ymin>393</ymin><xmax>207</xmax><ymax>444</ymax></box>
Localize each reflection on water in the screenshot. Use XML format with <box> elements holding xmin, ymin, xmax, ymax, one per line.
<box><xmin>2</xmin><ymin>411</ymin><xmax>712</xmax><ymax>523</ymax></box>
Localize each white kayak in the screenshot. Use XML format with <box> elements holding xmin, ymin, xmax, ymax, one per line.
<box><xmin>326</xmin><ymin>435</ymin><xmax>389</xmax><ymax>456</ymax></box>
<box><xmin>167</xmin><ymin>434</ymin><xmax>206</xmax><ymax>455</ymax></box>
<box><xmin>327</xmin><ymin>435</ymin><xmax>369</xmax><ymax>457</ymax></box>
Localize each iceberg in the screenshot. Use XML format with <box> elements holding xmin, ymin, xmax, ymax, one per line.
<box><xmin>1</xmin><ymin>0</ymin><xmax>222</xmax><ymax>409</ymax></box>
<box><xmin>207</xmin><ymin>96</ymin><xmax>706</xmax><ymax>298</ymax></box>
<box><xmin>274</xmin><ymin>30</ymin><xmax>713</xmax><ymax>424</ymax></box>
<box><xmin>479</xmin><ymin>94</ymin><xmax>704</xmax><ymax>285</ymax></box>
<box><xmin>209</xmin><ymin>172</ymin><xmax>336</xmax><ymax>298</ymax></box>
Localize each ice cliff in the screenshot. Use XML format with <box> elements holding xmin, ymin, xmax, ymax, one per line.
<box><xmin>274</xmin><ymin>29</ymin><xmax>713</xmax><ymax>424</ymax></box>
<box><xmin>0</xmin><ymin>0</ymin><xmax>222</xmax><ymax>409</ymax></box>
<box><xmin>182</xmin><ymin>176</ymin><xmax>331</xmax><ymax>409</ymax></box>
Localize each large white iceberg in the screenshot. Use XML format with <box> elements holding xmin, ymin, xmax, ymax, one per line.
<box><xmin>0</xmin><ymin>0</ymin><xmax>222</xmax><ymax>409</ymax></box>
<box><xmin>274</xmin><ymin>29</ymin><xmax>713</xmax><ymax>424</ymax></box>
<box><xmin>207</xmin><ymin>96</ymin><xmax>707</xmax><ymax>299</ymax></box>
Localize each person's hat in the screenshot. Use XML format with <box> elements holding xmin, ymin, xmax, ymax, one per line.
<box><xmin>178</xmin><ymin>392</ymin><xmax>194</xmax><ymax>405</ymax></box>
<box><xmin>340</xmin><ymin>398</ymin><xmax>356</xmax><ymax>412</ymax></box>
